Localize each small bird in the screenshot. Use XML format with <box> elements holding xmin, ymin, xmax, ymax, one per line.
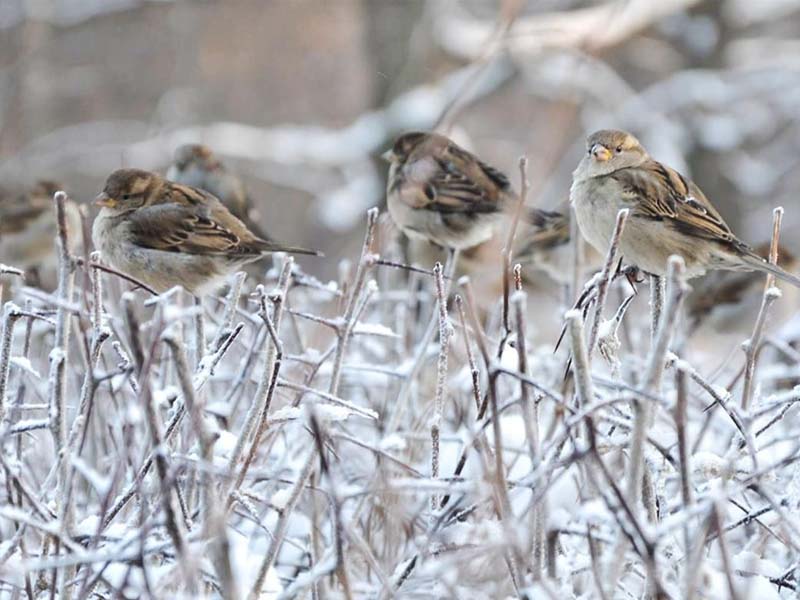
<box><xmin>92</xmin><ymin>168</ymin><xmax>319</xmax><ymax>295</ymax></box>
<box><xmin>0</xmin><ymin>180</ymin><xmax>82</xmax><ymax>285</ymax></box>
<box><xmin>516</xmin><ymin>207</ymin><xmax>571</xmax><ymax>262</ymax></box>
<box><xmin>383</xmin><ymin>131</ymin><xmax>512</xmax><ymax>250</ymax></box>
<box><xmin>687</xmin><ymin>244</ymin><xmax>799</xmax><ymax>333</ymax></box>
<box><xmin>166</xmin><ymin>143</ymin><xmax>269</xmax><ymax>240</ymax></box>
<box><xmin>570</xmin><ymin>129</ymin><xmax>800</xmax><ymax>286</ymax></box>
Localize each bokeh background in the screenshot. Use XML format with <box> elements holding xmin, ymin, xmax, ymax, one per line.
<box><xmin>2</xmin><ymin>0</ymin><xmax>800</xmax><ymax>277</ymax></box>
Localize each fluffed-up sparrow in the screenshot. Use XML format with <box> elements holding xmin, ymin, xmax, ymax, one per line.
<box><xmin>92</xmin><ymin>168</ymin><xmax>319</xmax><ymax>295</ymax></box>
<box><xmin>570</xmin><ymin>129</ymin><xmax>800</xmax><ymax>286</ymax></box>
<box><xmin>383</xmin><ymin>131</ymin><xmax>512</xmax><ymax>250</ymax></box>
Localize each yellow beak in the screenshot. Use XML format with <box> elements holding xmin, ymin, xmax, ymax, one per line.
<box><xmin>591</xmin><ymin>144</ymin><xmax>612</xmax><ymax>162</ymax></box>
<box><xmin>381</xmin><ymin>150</ymin><xmax>396</xmax><ymax>162</ymax></box>
<box><xmin>95</xmin><ymin>192</ymin><xmax>117</xmax><ymax>208</ymax></box>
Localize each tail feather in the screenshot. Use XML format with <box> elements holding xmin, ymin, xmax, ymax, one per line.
<box><xmin>738</xmin><ymin>250</ymin><xmax>800</xmax><ymax>288</ymax></box>
<box><xmin>256</xmin><ymin>240</ymin><xmax>323</xmax><ymax>257</ymax></box>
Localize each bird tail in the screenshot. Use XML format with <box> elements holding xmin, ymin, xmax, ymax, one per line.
<box><xmin>257</xmin><ymin>240</ymin><xmax>323</xmax><ymax>257</ymax></box>
<box><xmin>738</xmin><ymin>250</ymin><xmax>800</xmax><ymax>288</ymax></box>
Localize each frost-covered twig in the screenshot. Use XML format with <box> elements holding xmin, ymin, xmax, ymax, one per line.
<box><xmin>163</xmin><ymin>329</ymin><xmax>237</xmax><ymax>600</ymax></box>
<box><xmin>0</xmin><ymin>303</ymin><xmax>22</xmax><ymax>423</ymax></box>
<box><xmin>226</xmin><ymin>258</ymin><xmax>292</xmax><ymax>475</ymax></box>
<box><xmin>430</xmin><ymin>262</ymin><xmax>450</xmax><ymax>514</ymax></box>
<box><xmin>49</xmin><ymin>191</ymin><xmax>76</xmax><ymax>474</ymax></box>
<box><xmin>501</xmin><ymin>157</ymin><xmax>530</xmax><ymax>334</ymax></box>
<box><xmin>742</xmin><ymin>207</ymin><xmax>783</xmax><ymax>411</ymax></box>
<box><xmin>248</xmin><ymin>446</ymin><xmax>317</xmax><ymax>600</ymax></box>
<box><xmin>587</xmin><ymin>209</ymin><xmax>628</xmax><ymax>356</ymax></box>
<box><xmin>628</xmin><ymin>256</ymin><xmax>688</xmax><ymax>510</ymax></box>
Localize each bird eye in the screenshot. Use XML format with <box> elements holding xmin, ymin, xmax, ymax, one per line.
<box><xmin>122</xmin><ymin>194</ymin><xmax>131</xmax><ymax>200</ymax></box>
<box><xmin>615</xmin><ymin>145</ymin><xmax>623</xmax><ymax>153</ymax></box>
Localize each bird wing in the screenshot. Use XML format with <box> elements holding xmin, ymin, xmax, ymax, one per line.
<box><xmin>404</xmin><ymin>143</ymin><xmax>510</xmax><ymax>215</ymax></box>
<box><xmin>524</xmin><ymin>208</ymin><xmax>570</xmax><ymax>250</ymax></box>
<box><xmin>127</xmin><ymin>184</ymin><xmax>258</xmax><ymax>256</ymax></box>
<box><xmin>612</xmin><ymin>160</ymin><xmax>737</xmax><ymax>244</ymax></box>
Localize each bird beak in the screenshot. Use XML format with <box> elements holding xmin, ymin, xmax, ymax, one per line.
<box><xmin>591</xmin><ymin>144</ymin><xmax>612</xmax><ymax>162</ymax></box>
<box><xmin>94</xmin><ymin>192</ymin><xmax>117</xmax><ymax>208</ymax></box>
<box><xmin>381</xmin><ymin>150</ymin><xmax>395</xmax><ymax>162</ymax></box>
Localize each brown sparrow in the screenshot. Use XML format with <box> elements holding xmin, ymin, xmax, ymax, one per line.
<box><xmin>516</xmin><ymin>207</ymin><xmax>570</xmax><ymax>259</ymax></box>
<box><xmin>687</xmin><ymin>244</ymin><xmax>799</xmax><ymax>332</ymax></box>
<box><xmin>0</xmin><ymin>180</ymin><xmax>82</xmax><ymax>281</ymax></box>
<box><xmin>383</xmin><ymin>131</ymin><xmax>512</xmax><ymax>250</ymax></box>
<box><xmin>92</xmin><ymin>169</ymin><xmax>319</xmax><ymax>295</ymax></box>
<box><xmin>570</xmin><ymin>129</ymin><xmax>800</xmax><ymax>286</ymax></box>
<box><xmin>166</xmin><ymin>143</ymin><xmax>270</xmax><ymax>240</ymax></box>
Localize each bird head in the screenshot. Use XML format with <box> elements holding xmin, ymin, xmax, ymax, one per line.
<box><xmin>578</xmin><ymin>129</ymin><xmax>648</xmax><ymax>178</ymax></box>
<box><xmin>95</xmin><ymin>169</ymin><xmax>161</xmax><ymax>213</ymax></box>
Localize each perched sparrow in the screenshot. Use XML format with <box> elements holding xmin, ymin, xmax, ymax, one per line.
<box><xmin>516</xmin><ymin>207</ymin><xmax>571</xmax><ymax>260</ymax></box>
<box><xmin>383</xmin><ymin>131</ymin><xmax>512</xmax><ymax>250</ymax></box>
<box><xmin>92</xmin><ymin>168</ymin><xmax>319</xmax><ymax>295</ymax></box>
<box><xmin>570</xmin><ymin>129</ymin><xmax>800</xmax><ymax>286</ymax></box>
<box><xmin>0</xmin><ymin>180</ymin><xmax>82</xmax><ymax>280</ymax></box>
<box><xmin>166</xmin><ymin>144</ymin><xmax>269</xmax><ymax>240</ymax></box>
<box><xmin>687</xmin><ymin>244</ymin><xmax>799</xmax><ymax>332</ymax></box>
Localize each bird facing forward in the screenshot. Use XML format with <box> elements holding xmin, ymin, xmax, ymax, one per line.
<box><xmin>383</xmin><ymin>131</ymin><xmax>513</xmax><ymax>250</ymax></box>
<box><xmin>92</xmin><ymin>168</ymin><xmax>319</xmax><ymax>295</ymax></box>
<box><xmin>570</xmin><ymin>129</ymin><xmax>800</xmax><ymax>286</ymax></box>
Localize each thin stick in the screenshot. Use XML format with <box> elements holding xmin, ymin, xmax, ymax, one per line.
<box><xmin>387</xmin><ymin>247</ymin><xmax>459</xmax><ymax>432</ymax></box>
<box><xmin>0</xmin><ymin>304</ymin><xmax>22</xmax><ymax>423</ymax></box>
<box><xmin>226</xmin><ymin>258</ymin><xmax>293</xmax><ymax>475</ymax></box>
<box><xmin>329</xmin><ymin>208</ymin><xmax>379</xmax><ymax>397</ymax></box>
<box><xmin>431</xmin><ymin>262</ymin><xmax>451</xmax><ymax>514</ymax></box>
<box><xmin>674</xmin><ymin>361</ymin><xmax>692</xmax><ymax>555</ymax></box>
<box><xmin>742</xmin><ymin>207</ymin><xmax>783</xmax><ymax>411</ymax></box>
<box><xmin>248</xmin><ymin>447</ymin><xmax>316</xmax><ymax>600</ymax></box>
<box><xmin>502</xmin><ymin>156</ymin><xmax>530</xmax><ymax>334</ymax></box>
<box><xmin>587</xmin><ymin>209</ymin><xmax>628</xmax><ymax>356</ymax></box>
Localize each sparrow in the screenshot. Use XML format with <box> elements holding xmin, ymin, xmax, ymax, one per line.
<box><xmin>383</xmin><ymin>131</ymin><xmax>512</xmax><ymax>250</ymax></box>
<box><xmin>516</xmin><ymin>207</ymin><xmax>571</xmax><ymax>261</ymax></box>
<box><xmin>92</xmin><ymin>169</ymin><xmax>319</xmax><ymax>295</ymax></box>
<box><xmin>166</xmin><ymin>143</ymin><xmax>270</xmax><ymax>240</ymax></box>
<box><xmin>687</xmin><ymin>244</ymin><xmax>799</xmax><ymax>332</ymax></box>
<box><xmin>0</xmin><ymin>180</ymin><xmax>82</xmax><ymax>282</ymax></box>
<box><xmin>570</xmin><ymin>129</ymin><xmax>800</xmax><ymax>286</ymax></box>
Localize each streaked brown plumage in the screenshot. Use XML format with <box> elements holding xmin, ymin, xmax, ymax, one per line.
<box><xmin>571</xmin><ymin>129</ymin><xmax>800</xmax><ymax>286</ymax></box>
<box><xmin>92</xmin><ymin>168</ymin><xmax>319</xmax><ymax>295</ymax></box>
<box><xmin>517</xmin><ymin>207</ymin><xmax>570</xmax><ymax>257</ymax></box>
<box><xmin>384</xmin><ymin>131</ymin><xmax>512</xmax><ymax>250</ymax></box>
